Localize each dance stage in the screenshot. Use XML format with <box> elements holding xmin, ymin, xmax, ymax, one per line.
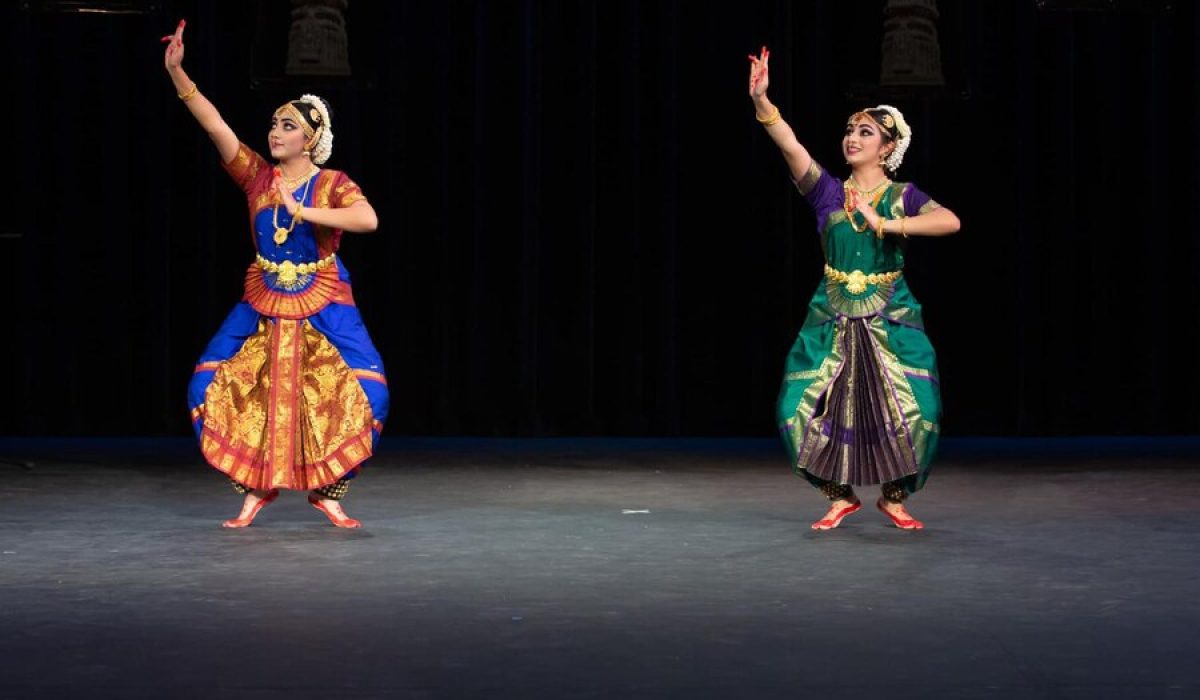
<box><xmin>0</xmin><ymin>438</ymin><xmax>1197</xmax><ymax>699</ymax></box>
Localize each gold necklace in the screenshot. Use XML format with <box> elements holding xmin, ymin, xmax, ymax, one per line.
<box><xmin>272</xmin><ymin>175</ymin><xmax>315</xmax><ymax>246</ymax></box>
<box><xmin>279</xmin><ymin>166</ymin><xmax>317</xmax><ymax>189</ymax></box>
<box><xmin>847</xmin><ymin>176</ymin><xmax>891</xmax><ymax>198</ymax></box>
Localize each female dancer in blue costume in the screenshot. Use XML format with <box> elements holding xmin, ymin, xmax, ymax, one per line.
<box><xmin>748</xmin><ymin>47</ymin><xmax>960</xmax><ymax>530</ymax></box>
<box><xmin>164</xmin><ymin>20</ymin><xmax>388</xmax><ymax>529</ymax></box>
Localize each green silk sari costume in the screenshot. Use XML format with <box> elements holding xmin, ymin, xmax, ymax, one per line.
<box><xmin>778</xmin><ymin>160</ymin><xmax>944</xmax><ymax>496</ymax></box>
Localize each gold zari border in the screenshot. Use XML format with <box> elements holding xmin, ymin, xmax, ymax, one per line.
<box><xmin>200</xmin><ymin>318</ymin><xmax>377</xmax><ymax>491</ymax></box>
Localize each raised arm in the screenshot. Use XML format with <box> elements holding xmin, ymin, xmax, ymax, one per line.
<box><xmin>748</xmin><ymin>47</ymin><xmax>813</xmax><ymax>182</ymax></box>
<box><xmin>162</xmin><ymin>20</ymin><xmax>240</xmax><ymax>164</ymax></box>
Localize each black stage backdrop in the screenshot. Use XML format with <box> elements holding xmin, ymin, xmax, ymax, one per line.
<box><xmin>2</xmin><ymin>0</ymin><xmax>1197</xmax><ymax>437</ymax></box>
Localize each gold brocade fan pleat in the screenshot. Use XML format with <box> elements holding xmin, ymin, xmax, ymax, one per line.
<box><xmin>799</xmin><ymin>318</ymin><xmax>919</xmax><ymax>485</ymax></box>
<box><xmin>199</xmin><ymin>318</ymin><xmax>375</xmax><ymax>490</ymax></box>
<box><xmin>243</xmin><ymin>263</ymin><xmax>342</xmax><ymax>320</ymax></box>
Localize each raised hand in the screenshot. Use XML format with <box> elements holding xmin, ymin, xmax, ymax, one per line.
<box><xmin>748</xmin><ymin>45</ymin><xmax>770</xmax><ymax>98</ymax></box>
<box><xmin>161</xmin><ymin>18</ymin><xmax>241</xmax><ymax>164</ymax></box>
<box><xmin>161</xmin><ymin>19</ymin><xmax>186</xmax><ymax>74</ymax></box>
<box><xmin>748</xmin><ymin>44</ymin><xmax>814</xmax><ymax>183</ymax></box>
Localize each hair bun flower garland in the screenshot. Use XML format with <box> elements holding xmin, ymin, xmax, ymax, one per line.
<box><xmin>874</xmin><ymin>104</ymin><xmax>911</xmax><ymax>172</ymax></box>
<box><xmin>301</xmin><ymin>93</ymin><xmax>334</xmax><ymax>165</ymax></box>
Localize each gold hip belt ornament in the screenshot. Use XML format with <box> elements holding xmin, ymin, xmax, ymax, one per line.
<box><xmin>256</xmin><ymin>253</ymin><xmax>336</xmax><ymax>284</ymax></box>
<box><xmin>824</xmin><ymin>264</ymin><xmax>902</xmax><ymax>295</ymax></box>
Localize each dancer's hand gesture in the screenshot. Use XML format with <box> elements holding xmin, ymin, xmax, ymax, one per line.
<box><xmin>852</xmin><ymin>192</ymin><xmax>883</xmax><ymax>231</ymax></box>
<box><xmin>748</xmin><ymin>46</ymin><xmax>770</xmax><ymax>98</ymax></box>
<box><xmin>272</xmin><ymin>169</ymin><xmax>302</xmax><ymax>216</ymax></box>
<box><xmin>161</xmin><ymin>19</ymin><xmax>186</xmax><ymax>74</ymax></box>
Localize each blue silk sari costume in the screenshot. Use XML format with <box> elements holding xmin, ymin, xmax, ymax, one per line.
<box><xmin>188</xmin><ymin>143</ymin><xmax>388</xmax><ymax>491</ymax></box>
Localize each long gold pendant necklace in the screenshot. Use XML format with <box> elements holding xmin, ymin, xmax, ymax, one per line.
<box><xmin>272</xmin><ymin>169</ymin><xmax>316</xmax><ymax>246</ymax></box>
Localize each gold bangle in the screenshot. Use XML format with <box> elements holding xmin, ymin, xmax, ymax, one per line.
<box><xmin>177</xmin><ymin>83</ymin><xmax>198</xmax><ymax>101</ymax></box>
<box><xmin>901</xmin><ymin>215</ymin><xmax>908</xmax><ymax>238</ymax></box>
<box><xmin>756</xmin><ymin>106</ymin><xmax>782</xmax><ymax>127</ymax></box>
<box><xmin>876</xmin><ymin>216</ymin><xmax>887</xmax><ymax>239</ymax></box>
<box><xmin>295</xmin><ymin>205</ymin><xmax>304</xmax><ymax>225</ymax></box>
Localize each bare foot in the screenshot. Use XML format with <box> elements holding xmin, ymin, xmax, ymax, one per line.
<box><xmin>307</xmin><ymin>494</ymin><xmax>362</xmax><ymax>528</ymax></box>
<box><xmin>876</xmin><ymin>498</ymin><xmax>924</xmax><ymax>529</ymax></box>
<box><xmin>222</xmin><ymin>489</ymin><xmax>279</xmax><ymax>528</ymax></box>
<box><xmin>811</xmin><ymin>498</ymin><xmax>862</xmax><ymax>530</ymax></box>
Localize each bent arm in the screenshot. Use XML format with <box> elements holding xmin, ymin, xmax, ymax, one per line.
<box><xmin>882</xmin><ymin>206</ymin><xmax>961</xmax><ymax>237</ymax></box>
<box><xmin>301</xmin><ymin>200</ymin><xmax>379</xmax><ymax>234</ymax></box>
<box><xmin>902</xmin><ymin>207</ymin><xmax>960</xmax><ymax>237</ymax></box>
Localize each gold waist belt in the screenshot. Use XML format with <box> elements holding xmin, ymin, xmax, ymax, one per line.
<box><xmin>256</xmin><ymin>253</ymin><xmax>336</xmax><ymax>283</ymax></box>
<box><xmin>824</xmin><ymin>264</ymin><xmax>902</xmax><ymax>294</ymax></box>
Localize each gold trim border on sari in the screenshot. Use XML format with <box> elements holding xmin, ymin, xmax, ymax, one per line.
<box><xmin>199</xmin><ymin>318</ymin><xmax>376</xmax><ymax>491</ymax></box>
<box><xmin>781</xmin><ymin>315</ymin><xmax>938</xmax><ymax>482</ymax></box>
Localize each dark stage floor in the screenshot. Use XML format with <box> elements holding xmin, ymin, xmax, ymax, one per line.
<box><xmin>1</xmin><ymin>438</ymin><xmax>1198</xmax><ymax>699</ymax></box>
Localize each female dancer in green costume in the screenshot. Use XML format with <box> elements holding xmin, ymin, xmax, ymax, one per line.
<box><xmin>748</xmin><ymin>47</ymin><xmax>961</xmax><ymax>530</ymax></box>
